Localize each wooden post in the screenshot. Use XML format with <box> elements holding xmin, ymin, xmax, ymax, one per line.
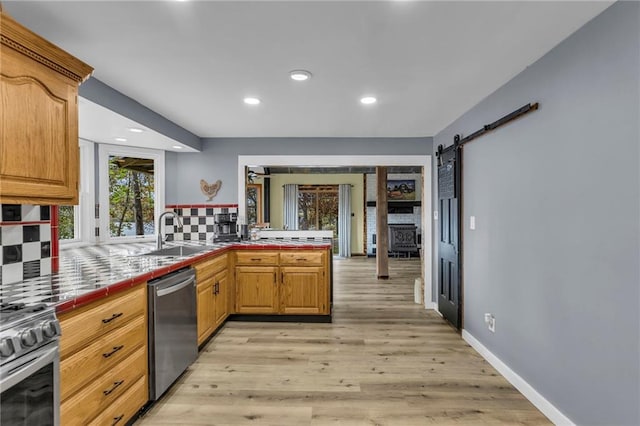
<box><xmin>376</xmin><ymin>167</ymin><xmax>389</xmax><ymax>279</ymax></box>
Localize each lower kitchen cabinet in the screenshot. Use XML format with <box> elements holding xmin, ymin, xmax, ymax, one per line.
<box><xmin>88</xmin><ymin>374</ymin><xmax>148</xmax><ymax>426</ymax></box>
<box><xmin>58</xmin><ymin>285</ymin><xmax>148</xmax><ymax>425</ymax></box>
<box><xmin>213</xmin><ymin>269</ymin><xmax>229</xmax><ymax>326</ymax></box>
<box><xmin>234</xmin><ymin>249</ymin><xmax>330</xmax><ymax>316</ymax></box>
<box><xmin>61</xmin><ymin>346</ymin><xmax>146</xmax><ymax>425</ymax></box>
<box><xmin>195</xmin><ymin>254</ymin><xmax>229</xmax><ymax>345</ymax></box>
<box><xmin>196</xmin><ymin>279</ymin><xmax>215</xmax><ymax>344</ymax></box>
<box><xmin>281</xmin><ymin>266</ymin><xmax>327</xmax><ymax>314</ymax></box>
<box><xmin>235</xmin><ymin>266</ymin><xmax>279</xmax><ymax>313</ymax></box>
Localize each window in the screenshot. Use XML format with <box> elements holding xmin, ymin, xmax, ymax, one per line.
<box><xmin>57</xmin><ymin>205</ymin><xmax>77</xmax><ymax>240</ymax></box>
<box><xmin>298</xmin><ymin>185</ymin><xmax>338</xmax><ymax>250</ymax></box>
<box><xmin>59</xmin><ymin>140</ymin><xmax>94</xmax><ymax>245</ymax></box>
<box><xmin>246</xmin><ymin>184</ymin><xmax>262</xmax><ymax>226</ymax></box>
<box><xmin>99</xmin><ymin>145</ymin><xmax>164</xmax><ymax>242</ymax></box>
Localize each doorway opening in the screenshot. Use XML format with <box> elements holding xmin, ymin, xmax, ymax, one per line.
<box><xmin>238</xmin><ymin>155</ymin><xmax>433</xmax><ymax>308</ymax></box>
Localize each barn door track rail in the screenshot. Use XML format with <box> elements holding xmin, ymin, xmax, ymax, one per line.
<box><xmin>456</xmin><ymin>102</ymin><xmax>539</xmax><ymax>147</ymax></box>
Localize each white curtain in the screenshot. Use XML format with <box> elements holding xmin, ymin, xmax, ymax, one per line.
<box><xmin>338</xmin><ymin>184</ymin><xmax>352</xmax><ymax>257</ymax></box>
<box><xmin>283</xmin><ymin>184</ymin><xmax>299</xmax><ymax>230</ymax></box>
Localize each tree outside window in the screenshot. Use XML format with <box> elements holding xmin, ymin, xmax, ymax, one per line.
<box><xmin>108</xmin><ymin>156</ymin><xmax>155</xmax><ymax>237</ymax></box>
<box><xmin>247</xmin><ymin>184</ymin><xmax>262</xmax><ymax>226</ymax></box>
<box><xmin>58</xmin><ymin>205</ymin><xmax>76</xmax><ymax>240</ymax></box>
<box><xmin>298</xmin><ymin>185</ymin><xmax>339</xmax><ymax>251</ymax></box>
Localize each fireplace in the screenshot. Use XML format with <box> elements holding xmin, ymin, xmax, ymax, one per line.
<box><xmin>388</xmin><ymin>224</ymin><xmax>418</xmax><ymax>257</ymax></box>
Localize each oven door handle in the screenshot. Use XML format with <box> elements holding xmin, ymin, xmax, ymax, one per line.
<box><xmin>0</xmin><ymin>344</ymin><xmax>58</xmax><ymax>392</ymax></box>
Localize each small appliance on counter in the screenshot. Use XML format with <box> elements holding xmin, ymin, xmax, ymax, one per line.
<box><xmin>213</xmin><ymin>213</ymin><xmax>240</xmax><ymax>242</ymax></box>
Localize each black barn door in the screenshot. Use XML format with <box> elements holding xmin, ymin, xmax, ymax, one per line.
<box><xmin>437</xmin><ymin>143</ymin><xmax>462</xmax><ymax>329</ymax></box>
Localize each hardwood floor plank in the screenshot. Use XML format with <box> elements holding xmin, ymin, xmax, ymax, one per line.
<box><xmin>137</xmin><ymin>257</ymin><xmax>550</xmax><ymax>425</ymax></box>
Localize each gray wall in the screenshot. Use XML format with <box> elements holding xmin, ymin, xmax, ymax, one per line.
<box><xmin>166</xmin><ymin>137</ymin><xmax>432</xmax><ymax>204</ymax></box>
<box><xmin>432</xmin><ymin>2</ymin><xmax>639</xmax><ymax>424</ymax></box>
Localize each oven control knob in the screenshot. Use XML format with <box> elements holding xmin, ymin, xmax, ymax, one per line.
<box><xmin>0</xmin><ymin>338</ymin><xmax>15</xmax><ymax>357</ymax></box>
<box><xmin>40</xmin><ymin>320</ymin><xmax>60</xmax><ymax>338</ymax></box>
<box><xmin>20</xmin><ymin>329</ymin><xmax>38</xmax><ymax>347</ymax></box>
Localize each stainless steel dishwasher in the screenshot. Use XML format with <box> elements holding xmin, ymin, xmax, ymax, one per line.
<box><xmin>148</xmin><ymin>267</ymin><xmax>198</xmax><ymax>401</ymax></box>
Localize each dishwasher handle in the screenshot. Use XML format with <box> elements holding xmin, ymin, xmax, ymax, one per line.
<box><xmin>156</xmin><ymin>275</ymin><xmax>195</xmax><ymax>297</ymax></box>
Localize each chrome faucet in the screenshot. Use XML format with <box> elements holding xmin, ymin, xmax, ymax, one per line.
<box><xmin>157</xmin><ymin>211</ymin><xmax>183</xmax><ymax>250</ymax></box>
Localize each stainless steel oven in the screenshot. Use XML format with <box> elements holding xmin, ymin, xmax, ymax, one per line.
<box><xmin>0</xmin><ymin>303</ymin><xmax>61</xmax><ymax>426</ymax></box>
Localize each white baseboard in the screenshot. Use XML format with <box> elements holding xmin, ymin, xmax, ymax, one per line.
<box><xmin>462</xmin><ymin>330</ymin><xmax>574</xmax><ymax>426</ymax></box>
<box><xmin>424</xmin><ymin>301</ymin><xmax>438</xmax><ymax>310</ymax></box>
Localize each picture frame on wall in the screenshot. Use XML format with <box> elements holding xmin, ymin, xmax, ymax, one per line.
<box><xmin>387</xmin><ymin>179</ymin><xmax>416</xmax><ymax>200</ymax></box>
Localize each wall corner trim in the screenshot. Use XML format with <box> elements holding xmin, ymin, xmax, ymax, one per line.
<box><xmin>462</xmin><ymin>330</ymin><xmax>575</xmax><ymax>426</ymax></box>
<box><xmin>424</xmin><ymin>302</ymin><xmax>438</xmax><ymax>310</ymax></box>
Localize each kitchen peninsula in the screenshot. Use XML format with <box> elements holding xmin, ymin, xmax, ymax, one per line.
<box><xmin>0</xmin><ymin>239</ymin><xmax>332</xmax><ymax>425</ymax></box>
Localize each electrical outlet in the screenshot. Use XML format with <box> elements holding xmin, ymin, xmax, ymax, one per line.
<box><xmin>484</xmin><ymin>313</ymin><xmax>496</xmax><ymax>333</ymax></box>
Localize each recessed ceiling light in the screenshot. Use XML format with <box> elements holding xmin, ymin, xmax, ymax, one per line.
<box><xmin>360</xmin><ymin>96</ymin><xmax>377</xmax><ymax>105</ymax></box>
<box><xmin>172</xmin><ymin>145</ymin><xmax>183</xmax><ymax>149</ymax></box>
<box><xmin>244</xmin><ymin>97</ymin><xmax>261</xmax><ymax>105</ymax></box>
<box><xmin>114</xmin><ymin>137</ymin><xmax>127</xmax><ymax>142</ymax></box>
<box><xmin>128</xmin><ymin>127</ymin><xmax>144</xmax><ymax>133</ymax></box>
<box><xmin>289</xmin><ymin>70</ymin><xmax>312</xmax><ymax>81</ymax></box>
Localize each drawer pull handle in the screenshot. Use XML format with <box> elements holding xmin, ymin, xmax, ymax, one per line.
<box><xmin>102</xmin><ymin>345</ymin><xmax>124</xmax><ymax>358</ymax></box>
<box><xmin>112</xmin><ymin>414</ymin><xmax>124</xmax><ymax>425</ymax></box>
<box><xmin>296</xmin><ymin>258</ymin><xmax>308</xmax><ymax>261</ymax></box>
<box><xmin>102</xmin><ymin>313</ymin><xmax>123</xmax><ymax>324</ymax></box>
<box><xmin>250</xmin><ymin>258</ymin><xmax>261</xmax><ymax>261</ymax></box>
<box><xmin>103</xmin><ymin>380</ymin><xmax>125</xmax><ymax>396</ymax></box>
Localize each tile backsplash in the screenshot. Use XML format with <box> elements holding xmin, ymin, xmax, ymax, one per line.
<box><xmin>164</xmin><ymin>204</ymin><xmax>238</xmax><ymax>241</ymax></box>
<box><xmin>0</xmin><ymin>203</ymin><xmax>238</xmax><ymax>285</ymax></box>
<box><xmin>1</xmin><ymin>204</ymin><xmax>53</xmax><ymax>285</ymax></box>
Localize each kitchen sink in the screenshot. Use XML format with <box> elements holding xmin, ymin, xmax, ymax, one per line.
<box><xmin>142</xmin><ymin>245</ymin><xmax>208</xmax><ymax>257</ymax></box>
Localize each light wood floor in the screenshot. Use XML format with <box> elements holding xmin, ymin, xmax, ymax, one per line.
<box><xmin>138</xmin><ymin>257</ymin><xmax>550</xmax><ymax>425</ymax></box>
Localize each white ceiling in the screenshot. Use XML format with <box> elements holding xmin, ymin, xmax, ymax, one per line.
<box><xmin>5</xmin><ymin>1</ymin><xmax>613</xmax><ymax>138</ymax></box>
<box><xmin>78</xmin><ymin>97</ymin><xmax>199</xmax><ymax>152</ymax></box>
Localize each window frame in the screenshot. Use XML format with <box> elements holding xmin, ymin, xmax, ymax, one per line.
<box><xmin>59</xmin><ymin>139</ymin><xmax>95</xmax><ymax>247</ymax></box>
<box><xmin>98</xmin><ymin>144</ymin><xmax>165</xmax><ymax>243</ymax></box>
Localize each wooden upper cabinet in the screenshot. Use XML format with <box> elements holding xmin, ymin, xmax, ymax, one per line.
<box><xmin>0</xmin><ymin>10</ymin><xmax>93</xmax><ymax>205</ymax></box>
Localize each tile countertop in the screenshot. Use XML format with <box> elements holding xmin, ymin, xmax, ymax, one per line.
<box><xmin>0</xmin><ymin>239</ymin><xmax>332</xmax><ymax>314</ymax></box>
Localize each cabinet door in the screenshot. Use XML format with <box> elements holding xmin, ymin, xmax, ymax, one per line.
<box><xmin>196</xmin><ymin>280</ymin><xmax>214</xmax><ymax>345</ymax></box>
<box><xmin>280</xmin><ymin>267</ymin><xmax>325</xmax><ymax>314</ymax></box>
<box><xmin>0</xmin><ymin>47</ymin><xmax>80</xmax><ymax>205</ymax></box>
<box><xmin>235</xmin><ymin>266</ymin><xmax>278</xmax><ymax>314</ymax></box>
<box><xmin>213</xmin><ymin>270</ymin><xmax>229</xmax><ymax>327</ymax></box>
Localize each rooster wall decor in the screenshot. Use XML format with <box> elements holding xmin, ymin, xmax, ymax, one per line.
<box><xmin>200</xmin><ymin>179</ymin><xmax>222</xmax><ymax>201</ymax></box>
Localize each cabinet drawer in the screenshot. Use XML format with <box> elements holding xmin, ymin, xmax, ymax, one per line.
<box><xmin>279</xmin><ymin>251</ymin><xmax>325</xmax><ymax>266</ymax></box>
<box><xmin>235</xmin><ymin>251</ymin><xmax>279</xmax><ymax>265</ymax></box>
<box><xmin>88</xmin><ymin>375</ymin><xmax>147</xmax><ymax>426</ymax></box>
<box><xmin>59</xmin><ymin>285</ymin><xmax>146</xmax><ymax>359</ymax></box>
<box><xmin>61</xmin><ymin>346</ymin><xmax>147</xmax><ymax>425</ymax></box>
<box><xmin>61</xmin><ymin>315</ymin><xmax>146</xmax><ymax>401</ymax></box>
<box><xmin>194</xmin><ymin>253</ymin><xmax>227</xmax><ymax>280</ymax></box>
